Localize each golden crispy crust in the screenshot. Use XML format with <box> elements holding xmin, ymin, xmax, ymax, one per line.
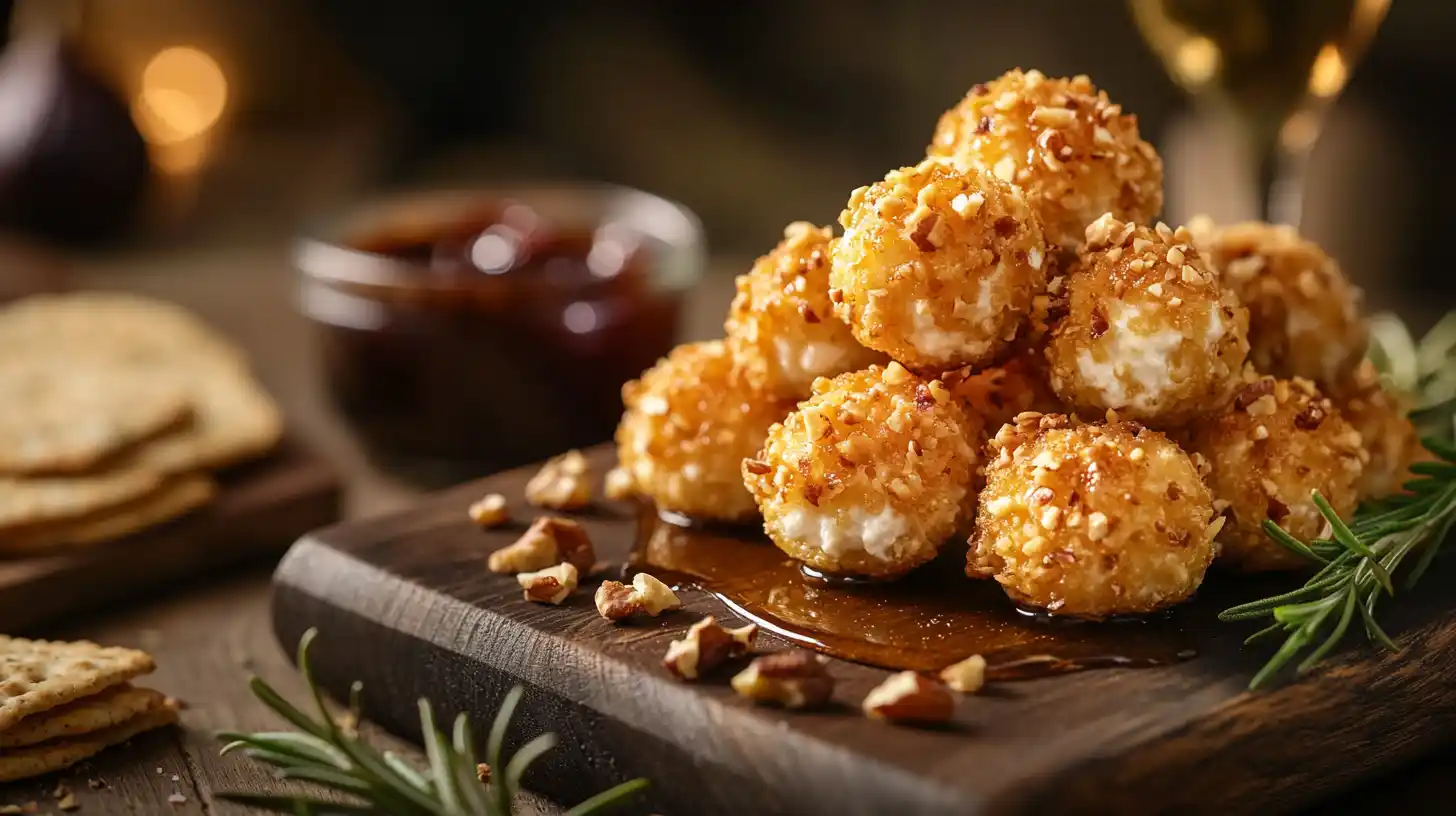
<box><xmin>831</xmin><ymin>159</ymin><xmax>1049</xmax><ymax>373</ymax></box>
<box><xmin>969</xmin><ymin>414</ymin><xmax>1217</xmax><ymax>617</ymax></box>
<box><xmin>1186</xmin><ymin>373</ymin><xmax>1366</xmax><ymax>572</ymax></box>
<box><xmin>743</xmin><ymin>363</ymin><xmax>977</xmax><ymax>578</ymax></box>
<box><xmin>1190</xmin><ymin>218</ymin><xmax>1367</xmax><ymax>389</ymax></box>
<box><xmin>1045</xmin><ymin>215</ymin><xmax>1249</xmax><ymax>425</ymax></box>
<box><xmin>1333</xmin><ymin>360</ymin><xmax>1427</xmax><ymax>501</ymax></box>
<box><xmin>616</xmin><ymin>340</ymin><xmax>794</xmax><ymax>521</ymax></box>
<box><xmin>928</xmin><ymin>69</ymin><xmax>1163</xmax><ymax>250</ymax></box>
<box><xmin>725</xmin><ymin>222</ymin><xmax>885</xmax><ymax>399</ymax></box>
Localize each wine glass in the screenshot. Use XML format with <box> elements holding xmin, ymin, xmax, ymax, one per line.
<box><xmin>1128</xmin><ymin>0</ymin><xmax>1391</xmax><ymax>227</ymax></box>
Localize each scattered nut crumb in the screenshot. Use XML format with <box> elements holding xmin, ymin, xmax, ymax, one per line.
<box><xmin>86</xmin><ymin>779</ymin><xmax>105</xmax><ymax>791</ymax></box>
<box><xmin>594</xmin><ymin>573</ymin><xmax>682</xmax><ymax>621</ymax></box>
<box><xmin>730</xmin><ymin>651</ymin><xmax>834</xmax><ymax>709</ymax></box>
<box><xmin>939</xmin><ymin>655</ymin><xmax>987</xmax><ymax>694</ymax></box>
<box><xmin>167</xmin><ymin>792</ymin><xmax>187</xmax><ymax>805</ymax></box>
<box><xmin>663</xmin><ymin>616</ymin><xmax>759</xmax><ymax>680</ymax></box>
<box><xmin>603</xmin><ymin>467</ymin><xmax>636</xmax><ymax>501</ymax></box>
<box><xmin>57</xmin><ymin>793</ymin><xmax>78</xmax><ymax>812</ymax></box>
<box><xmin>525</xmin><ymin>450</ymin><xmax>593</xmax><ymax>510</ymax></box>
<box><xmin>863</xmin><ymin>671</ymin><xmax>955</xmax><ymax>725</ymax></box>
<box><xmin>477</xmin><ymin>763</ymin><xmax>492</xmax><ymax>783</ymax></box>
<box><xmin>488</xmin><ymin>517</ymin><xmax>595</xmax><ymax>574</ymax></box>
<box><xmin>518</xmin><ymin>562</ymin><xmax>580</xmax><ymax>605</ymax></box>
<box><xmin>468</xmin><ymin>494</ymin><xmax>510</xmax><ymax>528</ymax></box>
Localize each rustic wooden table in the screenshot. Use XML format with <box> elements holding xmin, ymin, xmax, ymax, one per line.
<box><xmin>0</xmin><ymin>133</ymin><xmax>1449</xmax><ymax>812</ymax></box>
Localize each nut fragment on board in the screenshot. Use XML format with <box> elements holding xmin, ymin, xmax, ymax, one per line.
<box><xmin>862</xmin><ymin>671</ymin><xmax>955</xmax><ymax>724</ymax></box>
<box><xmin>517</xmin><ymin>563</ymin><xmax>580</xmax><ymax>605</ymax></box>
<box><xmin>467</xmin><ymin>494</ymin><xmax>510</xmax><ymax>528</ymax></box>
<box><xmin>594</xmin><ymin>573</ymin><xmax>682</xmax><ymax>621</ymax></box>
<box><xmin>939</xmin><ymin>654</ymin><xmax>987</xmax><ymax>693</ymax></box>
<box><xmin>662</xmin><ymin>616</ymin><xmax>759</xmax><ymax>680</ymax></box>
<box><xmin>730</xmin><ymin>651</ymin><xmax>834</xmax><ymax>709</ymax></box>
<box><xmin>487</xmin><ymin>517</ymin><xmax>595</xmax><ymax>574</ymax></box>
<box><xmin>603</xmin><ymin>466</ymin><xmax>636</xmax><ymax>501</ymax></box>
<box><xmin>525</xmin><ymin>450</ymin><xmax>592</xmax><ymax>510</ymax></box>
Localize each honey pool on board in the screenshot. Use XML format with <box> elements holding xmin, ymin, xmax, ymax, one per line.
<box><xmin>630</xmin><ymin>506</ymin><xmax>1273</xmax><ymax>679</ymax></box>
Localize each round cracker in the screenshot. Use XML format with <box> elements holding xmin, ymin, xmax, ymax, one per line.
<box><xmin>0</xmin><ymin>358</ymin><xmax>191</xmax><ymax>475</ymax></box>
<box><xmin>0</xmin><ymin>474</ymin><xmax>216</xmax><ymax>554</ymax></box>
<box><xmin>130</xmin><ymin>360</ymin><xmax>283</xmax><ymax>473</ymax></box>
<box><xmin>0</xmin><ymin>465</ymin><xmax>165</xmax><ymax>533</ymax></box>
<box><xmin>0</xmin><ymin>291</ymin><xmax>247</xmax><ymax>368</ymax></box>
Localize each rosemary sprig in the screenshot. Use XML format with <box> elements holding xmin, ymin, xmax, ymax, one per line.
<box><xmin>217</xmin><ymin>629</ymin><xmax>649</xmax><ymax>815</ymax></box>
<box><xmin>1223</xmin><ymin>312</ymin><xmax>1456</xmax><ymax>689</ymax></box>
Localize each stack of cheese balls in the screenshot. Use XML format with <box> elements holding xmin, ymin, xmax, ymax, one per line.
<box><xmin>613</xmin><ymin>68</ymin><xmax>1424</xmax><ymax>619</ymax></box>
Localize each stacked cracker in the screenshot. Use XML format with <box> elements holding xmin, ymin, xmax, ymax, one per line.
<box><xmin>0</xmin><ymin>293</ymin><xmax>283</xmax><ymax>554</ymax></box>
<box><xmin>0</xmin><ymin>636</ymin><xmax>176</xmax><ymax>781</ymax></box>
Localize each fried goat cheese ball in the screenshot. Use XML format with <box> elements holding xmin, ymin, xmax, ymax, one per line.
<box><xmin>1334</xmin><ymin>360</ymin><xmax>1427</xmax><ymax>501</ymax></box>
<box><xmin>1045</xmin><ymin>215</ymin><xmax>1249</xmax><ymax>425</ymax></box>
<box><xmin>927</xmin><ymin>69</ymin><xmax>1164</xmax><ymax>251</ymax></box>
<box><xmin>742</xmin><ymin>363</ymin><xmax>977</xmax><ymax>579</ymax></box>
<box><xmin>830</xmin><ymin>159</ymin><xmax>1049</xmax><ymax>373</ymax></box>
<box><xmin>724</xmin><ymin>222</ymin><xmax>885</xmax><ymax>400</ymax></box>
<box><xmin>968</xmin><ymin>414</ymin><xmax>1218</xmax><ymax>617</ymax></box>
<box><xmin>1186</xmin><ymin>374</ymin><xmax>1366</xmax><ymax>572</ymax></box>
<box><xmin>1190</xmin><ymin>218</ymin><xmax>1368</xmax><ymax>389</ymax></box>
<box><xmin>944</xmin><ymin>351</ymin><xmax>1062</xmax><ymax>439</ymax></box>
<box><xmin>617</xmin><ymin>340</ymin><xmax>794</xmax><ymax>522</ymax></box>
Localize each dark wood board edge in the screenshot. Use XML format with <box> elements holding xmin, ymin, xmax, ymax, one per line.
<box><xmin>0</xmin><ymin>453</ymin><xmax>341</xmax><ymax>634</ymax></box>
<box><xmin>271</xmin><ymin>537</ymin><xmax>964</xmax><ymax>816</ymax></box>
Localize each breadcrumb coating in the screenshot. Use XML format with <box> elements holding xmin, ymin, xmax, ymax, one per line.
<box><xmin>617</xmin><ymin>340</ymin><xmax>794</xmax><ymax>521</ymax></box>
<box><xmin>1045</xmin><ymin>215</ymin><xmax>1249</xmax><ymax>425</ymax></box>
<box><xmin>743</xmin><ymin>363</ymin><xmax>977</xmax><ymax>578</ymax></box>
<box><xmin>1333</xmin><ymin>360</ymin><xmax>1427</xmax><ymax>501</ymax></box>
<box><xmin>928</xmin><ymin>69</ymin><xmax>1164</xmax><ymax>251</ymax></box>
<box><xmin>725</xmin><ymin>222</ymin><xmax>885</xmax><ymax>400</ymax></box>
<box><xmin>1186</xmin><ymin>373</ymin><xmax>1366</xmax><ymax>572</ymax></box>
<box><xmin>969</xmin><ymin>414</ymin><xmax>1217</xmax><ymax>617</ymax></box>
<box><xmin>944</xmin><ymin>351</ymin><xmax>1062</xmax><ymax>441</ymax></box>
<box><xmin>1189</xmin><ymin>218</ymin><xmax>1367</xmax><ymax>389</ymax></box>
<box><xmin>830</xmin><ymin>159</ymin><xmax>1049</xmax><ymax>373</ymax></box>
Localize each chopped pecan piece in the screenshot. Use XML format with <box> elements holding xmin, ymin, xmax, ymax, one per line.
<box><xmin>862</xmin><ymin>671</ymin><xmax>955</xmax><ymax>724</ymax></box>
<box><xmin>525</xmin><ymin>450</ymin><xmax>593</xmax><ymax>510</ymax></box>
<box><xmin>487</xmin><ymin>517</ymin><xmax>596</xmax><ymax>574</ymax></box>
<box><xmin>938</xmin><ymin>654</ymin><xmax>987</xmax><ymax>694</ymax></box>
<box><xmin>517</xmin><ymin>563</ymin><xmax>579</xmax><ymax>605</ymax></box>
<box><xmin>663</xmin><ymin>616</ymin><xmax>758</xmax><ymax>680</ymax></box>
<box><xmin>730</xmin><ymin>651</ymin><xmax>834</xmax><ymax>709</ymax></box>
<box><xmin>603</xmin><ymin>467</ymin><xmax>636</xmax><ymax>501</ymax></box>
<box><xmin>594</xmin><ymin>573</ymin><xmax>682</xmax><ymax>621</ymax></box>
<box><xmin>468</xmin><ymin>493</ymin><xmax>510</xmax><ymax>528</ymax></box>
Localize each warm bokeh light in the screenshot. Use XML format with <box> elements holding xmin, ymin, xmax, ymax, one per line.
<box><xmin>1173</xmin><ymin>36</ymin><xmax>1220</xmax><ymax>88</ymax></box>
<box><xmin>1307</xmin><ymin>44</ymin><xmax>1349</xmax><ymax>99</ymax></box>
<box><xmin>1280</xmin><ymin>109</ymin><xmax>1321</xmax><ymax>153</ymax></box>
<box><xmin>132</xmin><ymin>46</ymin><xmax>229</xmax><ymax>146</ymax></box>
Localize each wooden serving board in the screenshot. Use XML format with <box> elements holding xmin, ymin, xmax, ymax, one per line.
<box><xmin>271</xmin><ymin>446</ymin><xmax>1456</xmax><ymax>816</ymax></box>
<box><xmin>2</xmin><ymin>442</ymin><xmax>341</xmax><ymax>634</ymax></box>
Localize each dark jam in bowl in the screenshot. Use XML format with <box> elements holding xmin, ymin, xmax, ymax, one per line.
<box><xmin>298</xmin><ymin>195</ymin><xmax>692</xmax><ymax>483</ymax></box>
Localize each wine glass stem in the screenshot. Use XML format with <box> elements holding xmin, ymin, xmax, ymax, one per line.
<box><xmin>1254</xmin><ymin>137</ymin><xmax>1309</xmax><ymax>228</ymax></box>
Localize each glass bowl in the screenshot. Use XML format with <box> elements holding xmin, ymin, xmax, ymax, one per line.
<box><xmin>294</xmin><ymin>184</ymin><xmax>704</xmax><ymax>484</ymax></box>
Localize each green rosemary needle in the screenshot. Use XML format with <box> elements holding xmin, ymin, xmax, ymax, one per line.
<box><xmin>1220</xmin><ymin>437</ymin><xmax>1456</xmax><ymax>689</ymax></box>
<box><xmin>217</xmin><ymin>628</ymin><xmax>648</xmax><ymax>815</ymax></box>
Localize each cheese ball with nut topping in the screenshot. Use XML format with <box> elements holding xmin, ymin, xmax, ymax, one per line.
<box><xmin>742</xmin><ymin>362</ymin><xmax>977</xmax><ymax>578</ymax></box>
<box><xmin>617</xmin><ymin>340</ymin><xmax>794</xmax><ymax>522</ymax></box>
<box><xmin>724</xmin><ymin>222</ymin><xmax>886</xmax><ymax>400</ymax></box>
<box><xmin>1045</xmin><ymin>215</ymin><xmax>1249</xmax><ymax>425</ymax></box>
<box><xmin>1190</xmin><ymin>218</ymin><xmax>1367</xmax><ymax>389</ymax></box>
<box><xmin>1186</xmin><ymin>374</ymin><xmax>1366</xmax><ymax>572</ymax></box>
<box><xmin>944</xmin><ymin>351</ymin><xmax>1062</xmax><ymax>440</ymax></box>
<box><xmin>830</xmin><ymin>159</ymin><xmax>1049</xmax><ymax>373</ymax></box>
<box><xmin>928</xmin><ymin>69</ymin><xmax>1164</xmax><ymax>251</ymax></box>
<box><xmin>1334</xmin><ymin>360</ymin><xmax>1427</xmax><ymax>501</ymax></box>
<box><xmin>969</xmin><ymin>414</ymin><xmax>1217</xmax><ymax>617</ymax></box>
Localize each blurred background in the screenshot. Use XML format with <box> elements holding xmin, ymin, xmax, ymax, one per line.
<box><xmin>0</xmin><ymin>0</ymin><xmax>1448</xmax><ymax>293</ymax></box>
<box><xmin>0</xmin><ymin>0</ymin><xmax>1450</xmax><ymax>490</ymax></box>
